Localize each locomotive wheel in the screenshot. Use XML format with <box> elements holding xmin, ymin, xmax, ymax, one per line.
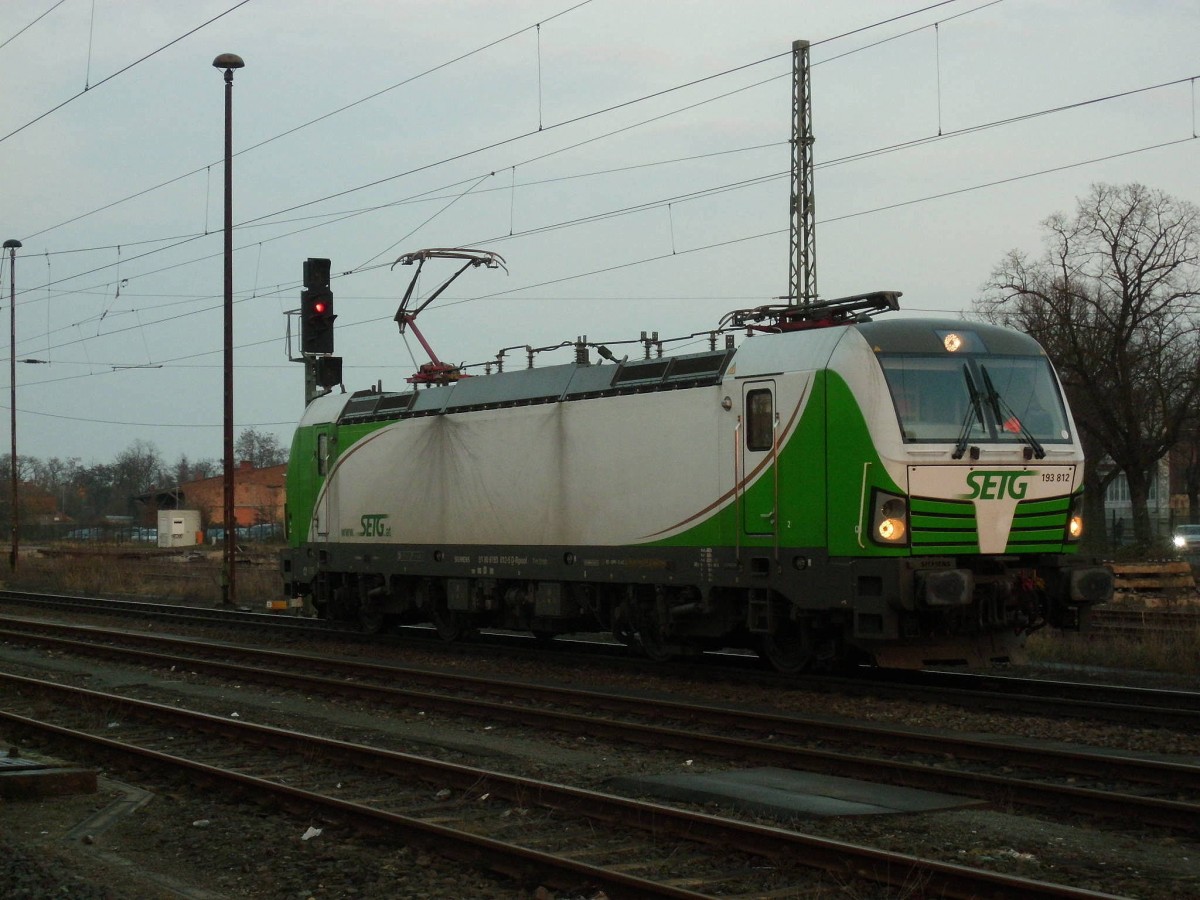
<box><xmin>358</xmin><ymin>602</ymin><xmax>386</xmax><ymax>634</ymax></box>
<box><xmin>611</xmin><ymin>611</ymin><xmax>637</xmax><ymax>648</ymax></box>
<box><xmin>429</xmin><ymin>597</ymin><xmax>466</xmax><ymax>642</ymax></box>
<box><xmin>759</xmin><ymin>618</ymin><xmax>814</xmax><ymax>674</ymax></box>
<box><xmin>635</xmin><ymin>625</ymin><xmax>674</xmax><ymax>662</ymax></box>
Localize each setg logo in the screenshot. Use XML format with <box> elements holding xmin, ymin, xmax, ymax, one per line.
<box><xmin>964</xmin><ymin>470</ymin><xmax>1033</xmax><ymax>501</ymax></box>
<box><xmin>359</xmin><ymin>514</ymin><xmax>391</xmax><ymax>537</ymax></box>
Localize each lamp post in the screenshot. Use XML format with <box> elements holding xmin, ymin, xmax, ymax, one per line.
<box><xmin>4</xmin><ymin>239</ymin><xmax>21</xmax><ymax>571</ymax></box>
<box><xmin>213</xmin><ymin>53</ymin><xmax>244</xmax><ymax>607</ymax></box>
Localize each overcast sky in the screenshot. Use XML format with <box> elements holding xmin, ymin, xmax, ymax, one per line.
<box><xmin>1</xmin><ymin>0</ymin><xmax>1196</xmax><ymax>469</ymax></box>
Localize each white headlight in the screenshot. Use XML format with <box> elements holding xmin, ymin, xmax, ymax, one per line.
<box><xmin>871</xmin><ymin>493</ymin><xmax>909</xmax><ymax>546</ymax></box>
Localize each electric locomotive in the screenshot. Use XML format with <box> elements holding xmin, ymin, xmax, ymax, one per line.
<box><xmin>280</xmin><ymin>258</ymin><xmax>1113</xmax><ymax>671</ymax></box>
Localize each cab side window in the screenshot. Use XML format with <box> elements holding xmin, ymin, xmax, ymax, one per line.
<box><xmin>746</xmin><ymin>389</ymin><xmax>774</xmax><ymax>451</ymax></box>
<box><xmin>317</xmin><ymin>432</ymin><xmax>329</xmax><ymax>476</ymax></box>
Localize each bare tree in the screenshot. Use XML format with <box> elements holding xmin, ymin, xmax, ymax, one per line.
<box><xmin>190</xmin><ymin>458</ymin><xmax>219</xmax><ymax>480</ymax></box>
<box><xmin>171</xmin><ymin>454</ymin><xmax>192</xmax><ymax>487</ymax></box>
<box><xmin>111</xmin><ymin>441</ymin><xmax>167</xmax><ymax>516</ymax></box>
<box><xmin>1176</xmin><ymin>425</ymin><xmax>1200</xmax><ymax>521</ymax></box>
<box><xmin>235</xmin><ymin>427</ymin><xmax>288</xmax><ymax>469</ymax></box>
<box><xmin>976</xmin><ymin>183</ymin><xmax>1200</xmax><ymax>546</ymax></box>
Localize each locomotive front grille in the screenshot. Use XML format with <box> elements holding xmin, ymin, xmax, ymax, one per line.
<box><xmin>1004</xmin><ymin>495</ymin><xmax>1073</xmax><ymax>552</ymax></box>
<box><xmin>908</xmin><ymin>495</ymin><xmax>1072</xmax><ymax>555</ymax></box>
<box><xmin>909</xmin><ymin>496</ymin><xmax>978</xmax><ymax>555</ymax></box>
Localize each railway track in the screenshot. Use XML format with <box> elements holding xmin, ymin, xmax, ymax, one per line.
<box><xmin>834</xmin><ymin>665</ymin><xmax>1200</xmax><ymax>730</ymax></box>
<box><xmin>1</xmin><ymin>615</ymin><xmax>1198</xmax><ymax>837</ymax></box>
<box><xmin>1089</xmin><ymin>606</ymin><xmax>1200</xmax><ymax>635</ymax></box>
<box><xmin>3</xmin><ymin>587</ymin><xmax>1198</xmax><ymax>729</ymax></box>
<box><xmin>0</xmin><ymin>587</ymin><xmax>357</xmax><ymax>636</ymax></box>
<box><xmin>0</xmin><ymin>670</ymin><xmax>1125</xmax><ymax>900</ymax></box>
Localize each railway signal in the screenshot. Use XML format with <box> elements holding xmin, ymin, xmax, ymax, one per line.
<box><xmin>314</xmin><ymin>354</ymin><xmax>342</xmax><ymax>389</ymax></box>
<box><xmin>301</xmin><ymin>257</ymin><xmax>335</xmax><ymax>355</ymax></box>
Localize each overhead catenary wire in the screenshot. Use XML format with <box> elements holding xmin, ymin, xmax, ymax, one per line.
<box><xmin>21</xmin><ymin>0</ymin><xmax>599</xmax><ymax>243</ymax></box>
<box><xmin>4</xmin><ymin>0</ymin><xmax>1003</xmax><ymax>391</ymax></box>
<box><xmin>354</xmin><ymin>172</ymin><xmax>498</xmax><ymax>271</ymax></box>
<box><xmin>11</xmin><ymin>70</ymin><xmax>1194</xmax><ymax>314</ymax></box>
<box><xmin>11</xmin><ymin>140</ymin><xmax>788</xmax><ymax>288</ymax></box>
<box><xmin>17</xmin><ymin>9</ymin><xmax>1184</xmax><ymax>289</ymax></box>
<box><xmin>9</xmin><ymin>128</ymin><xmax>1196</xmax><ymax>406</ymax></box>
<box><xmin>83</xmin><ymin>0</ymin><xmax>96</xmax><ymax>90</ymax></box>
<box><xmin>0</xmin><ymin>0</ymin><xmax>255</xmax><ymax>146</ymax></box>
<box><xmin>7</xmin><ymin>107</ymin><xmax>1197</xmax><ymax>376</ymax></box>
<box><xmin>934</xmin><ymin>22</ymin><xmax>943</xmax><ymax>135</ymax></box>
<box><xmin>0</xmin><ymin>0</ymin><xmax>68</xmax><ymax>53</ymax></box>
<box><xmin>3</xmin><ymin>1</ymin><xmax>1193</xmax><ymax>438</ymax></box>
<box><xmin>22</xmin><ymin>0</ymin><xmax>975</xmax><ymax>245</ymax></box>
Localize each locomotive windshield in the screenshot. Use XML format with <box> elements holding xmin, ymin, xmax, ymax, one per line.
<box><xmin>880</xmin><ymin>354</ymin><xmax>1070</xmax><ymax>445</ymax></box>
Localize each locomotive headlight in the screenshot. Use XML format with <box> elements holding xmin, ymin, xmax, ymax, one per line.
<box><xmin>1066</xmin><ymin>494</ymin><xmax>1084</xmax><ymax>542</ymax></box>
<box><xmin>878</xmin><ymin>516</ymin><xmax>905</xmax><ymax>541</ymax></box>
<box><xmin>871</xmin><ymin>491</ymin><xmax>909</xmax><ymax>546</ymax></box>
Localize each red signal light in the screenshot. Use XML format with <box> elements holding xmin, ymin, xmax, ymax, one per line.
<box><xmin>301</xmin><ymin>258</ymin><xmax>335</xmax><ymax>355</ymax></box>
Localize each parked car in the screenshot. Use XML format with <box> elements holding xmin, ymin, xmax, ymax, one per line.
<box><xmin>1172</xmin><ymin>524</ymin><xmax>1200</xmax><ymax>553</ymax></box>
<box><xmin>243</xmin><ymin>523</ymin><xmax>282</xmax><ymax>541</ymax></box>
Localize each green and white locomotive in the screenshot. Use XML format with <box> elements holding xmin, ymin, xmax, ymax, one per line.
<box><xmin>281</xmin><ymin>256</ymin><xmax>1112</xmax><ymax>671</ymax></box>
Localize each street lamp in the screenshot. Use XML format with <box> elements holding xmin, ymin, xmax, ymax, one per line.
<box><xmin>4</xmin><ymin>238</ymin><xmax>21</xmax><ymax>571</ymax></box>
<box><xmin>213</xmin><ymin>52</ymin><xmax>243</xmax><ymax>607</ymax></box>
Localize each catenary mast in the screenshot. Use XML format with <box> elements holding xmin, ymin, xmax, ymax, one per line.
<box><xmin>789</xmin><ymin>39</ymin><xmax>816</xmax><ymax>307</ymax></box>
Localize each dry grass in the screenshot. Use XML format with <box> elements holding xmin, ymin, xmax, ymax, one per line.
<box><xmin>2</xmin><ymin>544</ymin><xmax>283</xmax><ymax>609</ymax></box>
<box><xmin>1027</xmin><ymin>616</ymin><xmax>1200</xmax><ymax>676</ymax></box>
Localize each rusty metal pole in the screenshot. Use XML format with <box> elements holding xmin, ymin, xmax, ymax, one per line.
<box><xmin>213</xmin><ymin>53</ymin><xmax>243</xmax><ymax>606</ymax></box>
<box><xmin>4</xmin><ymin>239</ymin><xmax>21</xmax><ymax>571</ymax></box>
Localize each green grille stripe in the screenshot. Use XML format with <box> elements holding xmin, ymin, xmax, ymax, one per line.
<box><xmin>1009</xmin><ymin>527</ymin><xmax>1066</xmax><ymax>541</ymax></box>
<box><xmin>1016</xmin><ymin>496</ymin><xmax>1072</xmax><ymax>514</ymax></box>
<box><xmin>1006</xmin><ymin>542</ymin><xmax>1064</xmax><ymax>553</ymax></box>
<box><xmin>911</xmin><ymin>514</ymin><xmax>976</xmax><ymax>529</ymax></box>
<box><xmin>910</xmin><ymin>494</ymin><xmax>976</xmax><ymax>554</ymax></box>
<box><xmin>912</xmin><ymin>535</ymin><xmax>979</xmax><ymax>549</ymax></box>
<box><xmin>1011</xmin><ymin>513</ymin><xmax>1068</xmax><ymax>528</ymax></box>
<box><xmin>912</xmin><ymin>525</ymin><xmax>979</xmax><ymax>540</ymax></box>
<box><xmin>904</xmin><ymin>491</ymin><xmax>1071</xmax><ymax>557</ymax></box>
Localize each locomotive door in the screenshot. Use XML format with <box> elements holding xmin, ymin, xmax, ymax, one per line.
<box><xmin>741</xmin><ymin>381</ymin><xmax>778</xmax><ymax>536</ymax></box>
<box><xmin>313</xmin><ymin>425</ymin><xmax>333</xmax><ymax>541</ymax></box>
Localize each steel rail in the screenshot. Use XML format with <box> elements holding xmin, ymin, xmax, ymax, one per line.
<box><xmin>2</xmin><ymin>617</ymin><xmax>1197</xmax><ymax>789</ymax></box>
<box><xmin>4</xmin><ymin>589</ymin><xmax>1199</xmax><ymax>724</ymax></box>
<box><xmin>0</xmin><ymin>672</ymin><xmax>1124</xmax><ymax>900</ymax></box>
<box><xmin>2</xmin><ymin>619</ymin><xmax>1199</xmax><ymax>834</ymax></box>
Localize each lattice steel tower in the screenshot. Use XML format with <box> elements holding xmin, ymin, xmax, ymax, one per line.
<box><xmin>789</xmin><ymin>39</ymin><xmax>816</xmax><ymax>307</ymax></box>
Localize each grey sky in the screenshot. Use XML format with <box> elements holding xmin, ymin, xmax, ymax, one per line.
<box><xmin>1</xmin><ymin>0</ymin><xmax>1196</xmax><ymax>467</ymax></box>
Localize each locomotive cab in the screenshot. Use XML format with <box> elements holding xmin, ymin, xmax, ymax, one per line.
<box><xmin>819</xmin><ymin>318</ymin><xmax>1111</xmax><ymax>666</ymax></box>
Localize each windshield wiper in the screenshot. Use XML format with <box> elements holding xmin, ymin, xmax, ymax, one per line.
<box><xmin>980</xmin><ymin>365</ymin><xmax>1045</xmax><ymax>459</ymax></box>
<box><xmin>953</xmin><ymin>365</ymin><xmax>984</xmax><ymax>459</ymax></box>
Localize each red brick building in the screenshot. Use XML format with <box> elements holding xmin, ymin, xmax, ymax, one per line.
<box><xmin>140</xmin><ymin>462</ymin><xmax>287</xmax><ymax>531</ymax></box>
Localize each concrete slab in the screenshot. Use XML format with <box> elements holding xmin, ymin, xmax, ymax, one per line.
<box><xmin>0</xmin><ymin>754</ymin><xmax>98</xmax><ymax>800</ymax></box>
<box><xmin>607</xmin><ymin>766</ymin><xmax>982</xmax><ymax>821</ymax></box>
